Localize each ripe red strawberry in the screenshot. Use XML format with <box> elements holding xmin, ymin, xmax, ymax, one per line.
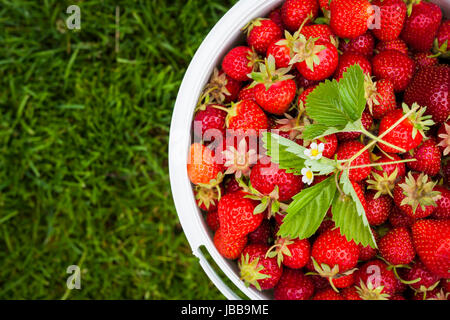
<box><xmin>250</xmin><ymin>56</ymin><xmax>297</xmax><ymax>115</ymax></box>
<box><xmin>269</xmin><ymin>7</ymin><xmax>284</xmax><ymax>31</ymax></box>
<box><xmin>195</xmin><ymin>185</ymin><xmax>223</xmax><ymax>213</ymax></box>
<box><xmin>206</xmin><ymin>210</ymin><xmax>220</xmax><ymax>232</ymax></box>
<box><xmin>218</xmin><ymin>191</ymin><xmax>263</xmax><ymax>237</ymax></box>
<box><xmin>245</xmin><ymin>18</ymin><xmax>282</xmax><ymax>55</ymax></box>
<box><xmin>375</xmin><ymin>39</ymin><xmax>408</xmax><ymax>55</ymax></box>
<box><xmin>281</xmin><ymin>0</ymin><xmax>319</xmax><ymax>32</ymax></box>
<box><xmin>311</xmin><ymin>228</ymin><xmax>360</xmax><ymax>286</ymax></box>
<box><xmin>359</xmin><ymin>229</ymin><xmax>380</xmax><ymax>261</ymax></box>
<box><xmin>371</xmin><ymin>153</ymin><xmax>406</xmax><ymax>180</ymax></box>
<box><xmin>237</xmin><ymin>84</ymin><xmax>256</xmax><ymax>102</ymax></box>
<box><xmin>329</xmin><ymin>0</ymin><xmax>372</xmax><ymax>39</ymax></box>
<box><xmin>187</xmin><ymin>143</ymin><xmax>223</xmax><ymax>185</ymax></box>
<box><xmin>371</xmin><ymin>0</ymin><xmax>407</xmax><ymax>41</ymax></box>
<box><xmin>336</xmin><ymin>140</ymin><xmax>372</xmax><ymax>182</ymax></box>
<box><xmin>294</xmin><ymin>39</ymin><xmax>339</xmax><ymax>81</ymax></box>
<box><xmin>315</xmin><ymin>134</ymin><xmax>338</xmax><ymax>158</ymax></box>
<box><xmin>318</xmin><ymin>0</ymin><xmax>330</xmax><ymax>12</ymax></box>
<box><xmin>342</xmin><ymin>286</ymin><xmax>363</xmax><ymax>300</ymax></box>
<box><xmin>404</xmin><ymin>65</ymin><xmax>450</xmax><ymax>124</ymax></box>
<box><xmin>437</xmin><ymin>121</ymin><xmax>450</xmax><ymax>156</ymax></box>
<box><xmin>378</xmin><ymin>104</ymin><xmax>433</xmax><ymax>154</ymax></box>
<box><xmin>372</xmin><ymin>50</ymin><xmax>415</xmax><ymax>92</ymax></box>
<box><xmin>354</xmin><ymin>260</ymin><xmax>405</xmax><ymax>299</ymax></box>
<box><xmin>329</xmin><ymin>273</ymin><xmax>355</xmax><ymax>290</ymax></box>
<box><xmin>403</xmin><ymin>138</ymin><xmax>441</xmax><ymax>176</ymax></box>
<box><xmin>203</xmin><ymin>68</ymin><xmax>242</xmax><ymax>104</ymax></box>
<box><xmin>193</xmin><ymin>104</ymin><xmax>227</xmax><ymax>142</ymax></box>
<box><xmin>214</xmin><ymin>228</ymin><xmax>247</xmax><ymax>260</ymax></box>
<box><xmin>402</xmin><ymin>260</ymin><xmax>441</xmax><ymax>294</ymax></box>
<box><xmin>222</xmin><ymin>46</ymin><xmax>259</xmax><ymax>81</ymax></box>
<box><xmin>413</xmin><ymin>52</ymin><xmax>438</xmax><ymax>72</ymax></box>
<box><xmin>301</xmin><ymin>24</ymin><xmax>336</xmax><ymax>44</ymax></box>
<box><xmin>433</xmin><ymin>20</ymin><xmax>450</xmax><ymax>58</ymax></box>
<box><xmin>365</xmin><ymin>191</ymin><xmax>392</xmax><ymax>226</ymax></box>
<box><xmin>432</xmin><ymin>185</ymin><xmax>450</xmax><ymax>220</ymax></box>
<box><xmin>401</xmin><ymin>1</ymin><xmax>442</xmax><ymax>52</ymax></box>
<box><xmin>274</xmin><ymin>269</ymin><xmax>315</xmax><ymax>300</ymax></box>
<box><xmin>379</xmin><ymin>226</ymin><xmax>416</xmax><ymax>265</ymax></box>
<box><xmin>248</xmin><ymin>219</ymin><xmax>272</xmax><ymax>245</ymax></box>
<box><xmin>297</xmin><ymin>85</ymin><xmax>317</xmax><ymax>109</ymax></box>
<box><xmin>338</xmin><ymin>31</ymin><xmax>375</xmax><ymax>58</ymax></box>
<box><xmin>368</xmin><ymin>79</ymin><xmax>397</xmax><ymax>120</ymax></box>
<box><xmin>393</xmin><ymin>172</ymin><xmax>441</xmax><ymax>219</ymax></box>
<box><xmin>411</xmin><ymin>219</ymin><xmax>450</xmax><ymax>278</ymax></box>
<box><xmin>226</xmin><ymin>99</ymin><xmax>269</xmax><ymax>135</ymax></box>
<box><xmin>389</xmin><ymin>205</ymin><xmax>415</xmax><ymax>228</ymax></box>
<box><xmin>267</xmin><ymin>237</ymin><xmax>310</xmax><ymax>269</ymax></box>
<box><xmin>312</xmin><ymin>288</ymin><xmax>344</xmax><ymax>300</ymax></box>
<box><xmin>334</xmin><ymin>52</ymin><xmax>372</xmax><ymax>80</ymax></box>
<box><xmin>250</xmin><ymin>160</ymin><xmax>303</xmax><ymax>202</ymax></box>
<box><xmin>238</xmin><ymin>244</ymin><xmax>283</xmax><ymax>290</ymax></box>
<box><xmin>337</xmin><ymin>110</ymin><xmax>373</xmax><ymax>141</ymax></box>
<box><xmin>267</xmin><ymin>40</ymin><xmax>292</xmax><ymax>69</ymax></box>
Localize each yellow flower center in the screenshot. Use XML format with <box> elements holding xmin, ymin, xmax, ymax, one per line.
<box><xmin>311</xmin><ymin>149</ymin><xmax>319</xmax><ymax>157</ymax></box>
<box><xmin>306</xmin><ymin>171</ymin><xmax>313</xmax><ymax>179</ymax></box>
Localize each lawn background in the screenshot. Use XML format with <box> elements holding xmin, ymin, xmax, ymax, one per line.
<box><xmin>0</xmin><ymin>0</ymin><xmax>239</xmax><ymax>299</ymax></box>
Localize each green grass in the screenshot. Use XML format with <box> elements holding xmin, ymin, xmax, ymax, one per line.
<box><xmin>0</xmin><ymin>0</ymin><xmax>238</xmax><ymax>299</ymax></box>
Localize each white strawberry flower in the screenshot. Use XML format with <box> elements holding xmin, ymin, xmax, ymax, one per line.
<box><xmin>301</xmin><ymin>167</ymin><xmax>314</xmax><ymax>185</ymax></box>
<box><xmin>304</xmin><ymin>142</ymin><xmax>324</xmax><ymax>160</ymax></box>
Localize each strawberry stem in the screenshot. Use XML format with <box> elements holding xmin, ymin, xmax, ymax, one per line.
<box><xmin>346</xmin><ymin>158</ymin><xmax>416</xmax><ymax>170</ymax></box>
<box><xmin>361</xmin><ymin>128</ymin><xmax>406</xmax><ymax>153</ymax></box>
<box><xmin>342</xmin><ymin>105</ymin><xmax>419</xmax><ymax>166</ymax></box>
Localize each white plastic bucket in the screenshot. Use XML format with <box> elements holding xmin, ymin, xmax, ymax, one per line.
<box><xmin>169</xmin><ymin>0</ymin><xmax>450</xmax><ymax>300</ymax></box>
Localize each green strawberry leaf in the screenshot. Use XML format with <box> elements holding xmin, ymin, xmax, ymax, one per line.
<box><xmin>338</xmin><ymin>65</ymin><xmax>366</xmax><ymax>120</ymax></box>
<box><xmin>262</xmin><ymin>132</ymin><xmax>307</xmax><ymax>175</ymax></box>
<box><xmin>305</xmin><ymin>65</ymin><xmax>366</xmax><ymax>129</ymax></box>
<box><xmin>335</xmin><ymin>170</ymin><xmax>377</xmax><ymax>248</ymax></box>
<box><xmin>302</xmin><ymin>120</ymin><xmax>362</xmax><ymax>141</ymax></box>
<box><xmin>331</xmin><ymin>192</ymin><xmax>377</xmax><ymax>249</ymax></box>
<box><xmin>278</xmin><ymin>175</ymin><xmax>337</xmax><ymax>239</ymax></box>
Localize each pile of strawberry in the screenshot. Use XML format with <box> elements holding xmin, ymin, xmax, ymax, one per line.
<box><xmin>186</xmin><ymin>0</ymin><xmax>449</xmax><ymax>300</ymax></box>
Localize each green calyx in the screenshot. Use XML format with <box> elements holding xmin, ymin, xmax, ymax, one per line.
<box><xmin>238</xmin><ymin>253</ymin><xmax>271</xmax><ymax>291</ymax></box>
<box><xmin>265</xmin><ymin>237</ymin><xmax>294</xmax><ymax>267</ymax></box>
<box><xmin>289</xmin><ymin>35</ymin><xmax>326</xmax><ymax>72</ymax></box>
<box><xmin>367</xmin><ymin>168</ymin><xmax>399</xmax><ymax>198</ymax></box>
<box><xmin>433</xmin><ymin>38</ymin><xmax>450</xmax><ymax>59</ymax></box>
<box><xmin>402</xmin><ymin>103</ymin><xmax>435</xmax><ymax>140</ymax></box>
<box><xmin>356</xmin><ymin>279</ymin><xmax>390</xmax><ymax>300</ymax></box>
<box><xmin>202</xmin><ymin>68</ymin><xmax>232</xmax><ymax>104</ymax></box>
<box><xmin>364</xmin><ymin>74</ymin><xmax>380</xmax><ymax>116</ymax></box>
<box><xmin>399</xmin><ymin>172</ymin><xmax>441</xmax><ymax>214</ymax></box>
<box><xmin>194</xmin><ymin>185</ymin><xmax>221</xmax><ymax>210</ymax></box>
<box><xmin>236</xmin><ymin>177</ymin><xmax>288</xmax><ymax>217</ymax></box>
<box><xmin>248</xmin><ymin>55</ymin><xmax>294</xmax><ymax>90</ymax></box>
